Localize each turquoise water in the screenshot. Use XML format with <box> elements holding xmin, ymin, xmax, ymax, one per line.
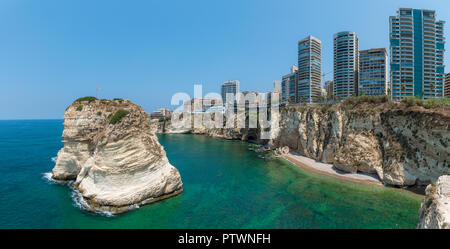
<box><xmin>0</xmin><ymin>120</ymin><xmax>422</xmax><ymax>228</ymax></box>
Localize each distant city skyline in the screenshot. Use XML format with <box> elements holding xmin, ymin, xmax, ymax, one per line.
<box><xmin>0</xmin><ymin>0</ymin><xmax>449</xmax><ymax>119</ymax></box>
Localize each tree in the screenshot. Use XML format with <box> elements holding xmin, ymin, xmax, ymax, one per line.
<box><xmin>430</xmin><ymin>83</ymin><xmax>435</xmax><ymax>98</ymax></box>
<box><xmin>401</xmin><ymin>84</ymin><xmax>406</xmax><ymax>100</ymax></box>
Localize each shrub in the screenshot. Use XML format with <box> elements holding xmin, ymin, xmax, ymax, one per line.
<box><xmin>401</xmin><ymin>96</ymin><xmax>450</xmax><ymax>109</ymax></box>
<box><xmin>425</xmin><ymin>196</ymin><xmax>434</xmax><ymax>207</ymax></box>
<box><xmin>402</xmin><ymin>96</ymin><xmax>423</xmax><ymax>107</ymax></box>
<box><xmin>113</xmin><ymin>98</ymin><xmax>124</xmax><ymax>103</ymax></box>
<box><xmin>343</xmin><ymin>95</ymin><xmax>389</xmax><ymax>106</ymax></box>
<box><xmin>320</xmin><ymin>104</ymin><xmax>331</xmax><ymax>114</ymax></box>
<box><xmin>96</xmin><ymin>111</ymin><xmax>102</xmax><ymax>116</ymax></box>
<box><xmin>76</xmin><ymin>106</ymin><xmax>83</xmax><ymax>111</ymax></box>
<box><xmin>422</xmin><ymin>97</ymin><xmax>450</xmax><ymax>109</ymax></box>
<box><xmin>110</xmin><ymin>109</ymin><xmax>130</xmax><ymax>124</ymax></box>
<box><xmin>75</xmin><ymin>96</ymin><xmax>97</xmax><ymax>103</ymax></box>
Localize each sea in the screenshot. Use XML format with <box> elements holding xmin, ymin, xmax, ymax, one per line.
<box><xmin>0</xmin><ymin>119</ymin><xmax>422</xmax><ymax>228</ymax></box>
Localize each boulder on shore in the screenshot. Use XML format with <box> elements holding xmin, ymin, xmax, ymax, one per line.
<box><xmin>418</xmin><ymin>175</ymin><xmax>450</xmax><ymax>229</ymax></box>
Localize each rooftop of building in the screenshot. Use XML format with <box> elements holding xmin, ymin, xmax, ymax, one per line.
<box><xmin>334</xmin><ymin>31</ymin><xmax>357</xmax><ymax>38</ymax></box>
<box><xmin>222</xmin><ymin>80</ymin><xmax>240</xmax><ymax>85</ymax></box>
<box><xmin>359</xmin><ymin>48</ymin><xmax>387</xmax><ymax>54</ymax></box>
<box><xmin>298</xmin><ymin>35</ymin><xmax>321</xmax><ymax>44</ymax></box>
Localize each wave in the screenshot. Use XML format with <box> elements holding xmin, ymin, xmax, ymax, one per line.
<box><xmin>42</xmin><ymin>172</ymin><xmax>71</xmax><ymax>187</ymax></box>
<box><xmin>51</xmin><ymin>156</ymin><xmax>57</xmax><ymax>163</ymax></box>
<box><xmin>69</xmin><ymin>187</ymin><xmax>159</xmax><ymax>217</ymax></box>
<box><xmin>70</xmin><ymin>187</ymin><xmax>118</xmax><ymax>217</ymax></box>
<box><xmin>42</xmin><ymin>172</ymin><xmax>61</xmax><ymax>185</ymax></box>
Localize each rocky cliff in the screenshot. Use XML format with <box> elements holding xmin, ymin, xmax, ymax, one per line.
<box><xmin>156</xmin><ymin>101</ymin><xmax>449</xmax><ymax>187</ymax></box>
<box><xmin>269</xmin><ymin>102</ymin><xmax>449</xmax><ymax>187</ymax></box>
<box><xmin>52</xmin><ymin>97</ymin><xmax>183</xmax><ymax>214</ymax></box>
<box><xmin>418</xmin><ymin>175</ymin><xmax>450</xmax><ymax>229</ymax></box>
<box><xmin>153</xmin><ymin>113</ymin><xmax>259</xmax><ymax>141</ymax></box>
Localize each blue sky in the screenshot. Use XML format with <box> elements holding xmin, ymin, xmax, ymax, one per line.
<box><xmin>0</xmin><ymin>0</ymin><xmax>449</xmax><ymax>119</ymax></box>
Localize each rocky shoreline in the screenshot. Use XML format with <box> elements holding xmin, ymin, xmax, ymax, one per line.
<box><xmin>155</xmin><ymin>101</ymin><xmax>449</xmax><ymax>188</ymax></box>
<box><xmin>418</xmin><ymin>175</ymin><xmax>450</xmax><ymax>229</ymax></box>
<box><xmin>154</xmin><ymin>100</ymin><xmax>449</xmax><ymax>228</ymax></box>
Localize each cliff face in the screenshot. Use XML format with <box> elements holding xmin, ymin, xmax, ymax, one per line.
<box><xmin>269</xmin><ymin>102</ymin><xmax>449</xmax><ymax>187</ymax></box>
<box><xmin>155</xmin><ymin>102</ymin><xmax>448</xmax><ymax>187</ymax></box>
<box><xmin>418</xmin><ymin>175</ymin><xmax>450</xmax><ymax>229</ymax></box>
<box><xmin>153</xmin><ymin>114</ymin><xmax>259</xmax><ymax>141</ymax></box>
<box><xmin>52</xmin><ymin>98</ymin><xmax>183</xmax><ymax>214</ymax></box>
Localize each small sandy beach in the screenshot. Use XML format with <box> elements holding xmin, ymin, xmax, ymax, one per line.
<box><xmin>282</xmin><ymin>152</ymin><xmax>383</xmax><ymax>186</ymax></box>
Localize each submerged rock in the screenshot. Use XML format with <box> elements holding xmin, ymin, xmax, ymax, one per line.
<box><xmin>418</xmin><ymin>175</ymin><xmax>450</xmax><ymax>229</ymax></box>
<box><xmin>52</xmin><ymin>97</ymin><xmax>183</xmax><ymax>214</ymax></box>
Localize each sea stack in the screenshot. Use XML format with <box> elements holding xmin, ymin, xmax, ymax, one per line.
<box><xmin>52</xmin><ymin>97</ymin><xmax>183</xmax><ymax>214</ymax></box>
<box><xmin>418</xmin><ymin>175</ymin><xmax>450</xmax><ymax>229</ymax></box>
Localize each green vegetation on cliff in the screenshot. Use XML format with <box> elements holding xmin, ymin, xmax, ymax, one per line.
<box><xmin>75</xmin><ymin>96</ymin><xmax>97</xmax><ymax>103</ymax></box>
<box><xmin>110</xmin><ymin>109</ymin><xmax>130</xmax><ymax>124</ymax></box>
<box><xmin>402</xmin><ymin>96</ymin><xmax>450</xmax><ymax>109</ymax></box>
<box><xmin>343</xmin><ymin>95</ymin><xmax>389</xmax><ymax>106</ymax></box>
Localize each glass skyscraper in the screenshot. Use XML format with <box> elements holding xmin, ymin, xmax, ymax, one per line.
<box><xmin>281</xmin><ymin>65</ymin><xmax>298</xmax><ymax>103</ymax></box>
<box><xmin>297</xmin><ymin>36</ymin><xmax>322</xmax><ymax>103</ymax></box>
<box><xmin>358</xmin><ymin>48</ymin><xmax>388</xmax><ymax>96</ymax></box>
<box><xmin>390</xmin><ymin>8</ymin><xmax>445</xmax><ymax>101</ymax></box>
<box><xmin>333</xmin><ymin>31</ymin><xmax>359</xmax><ymax>98</ymax></box>
<box><xmin>221</xmin><ymin>80</ymin><xmax>240</xmax><ymax>105</ymax></box>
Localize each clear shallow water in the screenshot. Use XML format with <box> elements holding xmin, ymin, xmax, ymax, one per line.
<box><xmin>0</xmin><ymin>120</ymin><xmax>422</xmax><ymax>228</ymax></box>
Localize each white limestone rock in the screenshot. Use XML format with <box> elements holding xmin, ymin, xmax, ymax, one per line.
<box><xmin>418</xmin><ymin>175</ymin><xmax>450</xmax><ymax>229</ymax></box>
<box><xmin>52</xmin><ymin>98</ymin><xmax>183</xmax><ymax>214</ymax></box>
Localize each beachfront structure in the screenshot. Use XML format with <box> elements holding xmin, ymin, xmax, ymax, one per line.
<box><xmin>240</xmin><ymin>91</ymin><xmax>262</xmax><ymax>108</ymax></box>
<box><xmin>221</xmin><ymin>80</ymin><xmax>240</xmax><ymax>105</ymax></box>
<box><xmin>297</xmin><ymin>36</ymin><xmax>322</xmax><ymax>103</ymax></box>
<box><xmin>184</xmin><ymin>98</ymin><xmax>222</xmax><ymax>113</ymax></box>
<box><xmin>334</xmin><ymin>31</ymin><xmax>359</xmax><ymax>98</ymax></box>
<box><xmin>325</xmin><ymin>80</ymin><xmax>334</xmax><ymax>99</ymax></box>
<box><xmin>445</xmin><ymin>73</ymin><xmax>450</xmax><ymax>97</ymax></box>
<box><xmin>281</xmin><ymin>65</ymin><xmax>298</xmax><ymax>103</ymax></box>
<box><xmin>390</xmin><ymin>8</ymin><xmax>445</xmax><ymax>101</ymax></box>
<box><xmin>150</xmin><ymin>108</ymin><xmax>172</xmax><ymax>119</ymax></box>
<box><xmin>358</xmin><ymin>48</ymin><xmax>388</xmax><ymax>95</ymax></box>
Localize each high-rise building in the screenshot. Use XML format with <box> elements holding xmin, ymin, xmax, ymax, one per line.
<box><xmin>359</xmin><ymin>48</ymin><xmax>388</xmax><ymax>95</ymax></box>
<box><xmin>390</xmin><ymin>8</ymin><xmax>445</xmax><ymax>101</ymax></box>
<box><xmin>297</xmin><ymin>36</ymin><xmax>322</xmax><ymax>103</ymax></box>
<box><xmin>334</xmin><ymin>31</ymin><xmax>359</xmax><ymax>98</ymax></box>
<box><xmin>281</xmin><ymin>65</ymin><xmax>298</xmax><ymax>103</ymax></box>
<box><xmin>445</xmin><ymin>73</ymin><xmax>450</xmax><ymax>97</ymax></box>
<box><xmin>221</xmin><ymin>80</ymin><xmax>240</xmax><ymax>105</ymax></box>
<box><xmin>273</xmin><ymin>80</ymin><xmax>281</xmax><ymax>94</ymax></box>
<box><xmin>325</xmin><ymin>80</ymin><xmax>334</xmax><ymax>99</ymax></box>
